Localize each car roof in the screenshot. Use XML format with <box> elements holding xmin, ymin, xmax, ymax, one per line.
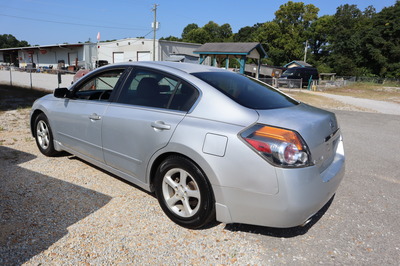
<box><xmin>111</xmin><ymin>61</ymin><xmax>226</xmax><ymax>74</ymax></box>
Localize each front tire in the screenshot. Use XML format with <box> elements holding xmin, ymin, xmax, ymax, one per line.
<box><xmin>34</xmin><ymin>113</ymin><xmax>59</xmax><ymax>157</ymax></box>
<box><xmin>155</xmin><ymin>156</ymin><xmax>215</xmax><ymax>229</ymax></box>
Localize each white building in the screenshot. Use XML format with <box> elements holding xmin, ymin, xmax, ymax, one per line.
<box><xmin>97</xmin><ymin>38</ymin><xmax>201</xmax><ymax>64</ymax></box>
<box><xmin>0</xmin><ymin>43</ymin><xmax>96</xmax><ymax>70</ymax></box>
<box><xmin>0</xmin><ymin>38</ymin><xmax>201</xmax><ymax>70</ymax></box>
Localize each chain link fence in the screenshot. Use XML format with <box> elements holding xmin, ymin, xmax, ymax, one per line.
<box><xmin>0</xmin><ymin>66</ymin><xmax>74</xmax><ymax>91</ymax></box>
<box><xmin>259</xmin><ymin>76</ymin><xmax>399</xmax><ymax>91</ymax></box>
<box><xmin>259</xmin><ymin>77</ymin><xmax>304</xmax><ymax>89</ymax></box>
<box><xmin>2</xmin><ymin>65</ymin><xmax>398</xmax><ymax>92</ymax></box>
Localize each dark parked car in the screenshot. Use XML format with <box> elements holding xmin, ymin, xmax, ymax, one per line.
<box><xmin>279</xmin><ymin>67</ymin><xmax>319</xmax><ymax>87</ymax></box>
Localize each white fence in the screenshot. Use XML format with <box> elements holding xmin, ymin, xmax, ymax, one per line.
<box><xmin>0</xmin><ymin>68</ymin><xmax>74</xmax><ymax>91</ymax></box>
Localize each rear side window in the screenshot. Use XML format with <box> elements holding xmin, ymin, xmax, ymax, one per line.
<box><xmin>117</xmin><ymin>68</ymin><xmax>198</xmax><ymax>111</ymax></box>
<box><xmin>193</xmin><ymin>71</ymin><xmax>298</xmax><ymax>109</ymax></box>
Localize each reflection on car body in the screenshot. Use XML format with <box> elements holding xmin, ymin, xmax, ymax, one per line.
<box><xmin>30</xmin><ymin>61</ymin><xmax>345</xmax><ymax>229</ymax></box>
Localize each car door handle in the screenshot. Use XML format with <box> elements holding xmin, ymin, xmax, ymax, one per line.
<box><xmin>151</xmin><ymin>121</ymin><xmax>171</xmax><ymax>130</ymax></box>
<box><xmin>89</xmin><ymin>113</ymin><xmax>101</xmax><ymax>120</ymax></box>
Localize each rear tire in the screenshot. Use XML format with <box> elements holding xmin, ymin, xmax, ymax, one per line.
<box><xmin>155</xmin><ymin>155</ymin><xmax>215</xmax><ymax>229</ymax></box>
<box><xmin>34</xmin><ymin>113</ymin><xmax>59</xmax><ymax>157</ymax></box>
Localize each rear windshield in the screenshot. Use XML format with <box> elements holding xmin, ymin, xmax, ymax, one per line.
<box><xmin>192</xmin><ymin>71</ymin><xmax>298</xmax><ymax>109</ymax></box>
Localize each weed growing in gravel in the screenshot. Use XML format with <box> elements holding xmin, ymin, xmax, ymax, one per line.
<box><xmin>25</xmin><ymin>137</ymin><xmax>33</xmax><ymax>142</ymax></box>
<box><xmin>0</xmin><ymin>126</ymin><xmax>3</xmax><ymax>131</ymax></box>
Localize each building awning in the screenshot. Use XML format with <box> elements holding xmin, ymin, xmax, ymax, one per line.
<box><xmin>193</xmin><ymin>42</ymin><xmax>267</xmax><ymax>75</ymax></box>
<box><xmin>194</xmin><ymin>42</ymin><xmax>267</xmax><ymax>59</ymax></box>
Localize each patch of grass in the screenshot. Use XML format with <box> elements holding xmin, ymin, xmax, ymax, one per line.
<box><xmin>0</xmin><ymin>126</ymin><xmax>4</xmax><ymax>131</ymax></box>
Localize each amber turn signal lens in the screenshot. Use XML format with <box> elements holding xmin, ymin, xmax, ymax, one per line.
<box><xmin>253</xmin><ymin>126</ymin><xmax>303</xmax><ymax>151</ymax></box>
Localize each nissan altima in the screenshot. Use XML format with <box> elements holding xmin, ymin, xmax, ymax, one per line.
<box><xmin>30</xmin><ymin>61</ymin><xmax>345</xmax><ymax>229</ymax></box>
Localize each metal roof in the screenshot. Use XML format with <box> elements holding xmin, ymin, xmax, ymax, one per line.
<box><xmin>194</xmin><ymin>42</ymin><xmax>267</xmax><ymax>58</ymax></box>
<box><xmin>0</xmin><ymin>43</ymin><xmax>86</xmax><ymax>52</ymax></box>
<box><xmin>284</xmin><ymin>60</ymin><xmax>312</xmax><ymax>68</ymax></box>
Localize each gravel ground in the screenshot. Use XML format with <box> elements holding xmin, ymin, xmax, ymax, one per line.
<box><xmin>282</xmin><ymin>88</ymin><xmax>400</xmax><ymax>115</ymax></box>
<box><xmin>308</xmin><ymin>91</ymin><xmax>400</xmax><ymax>115</ymax></box>
<box><xmin>0</xmin><ymin>100</ymin><xmax>266</xmax><ymax>264</ymax></box>
<box><xmin>1</xmin><ymin>86</ymin><xmax>399</xmax><ymax>265</ymax></box>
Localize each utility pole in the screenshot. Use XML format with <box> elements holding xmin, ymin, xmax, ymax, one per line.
<box><xmin>152</xmin><ymin>4</ymin><xmax>159</xmax><ymax>61</ymax></box>
<box><xmin>303</xmin><ymin>40</ymin><xmax>308</xmax><ymax>63</ymax></box>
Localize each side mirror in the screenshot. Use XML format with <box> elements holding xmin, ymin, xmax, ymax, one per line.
<box><xmin>54</xmin><ymin>87</ymin><xmax>71</xmax><ymax>98</ymax></box>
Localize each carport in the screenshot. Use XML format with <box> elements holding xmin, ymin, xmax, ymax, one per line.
<box><xmin>193</xmin><ymin>42</ymin><xmax>267</xmax><ymax>77</ymax></box>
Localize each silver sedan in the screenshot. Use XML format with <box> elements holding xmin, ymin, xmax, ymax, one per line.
<box><xmin>30</xmin><ymin>61</ymin><xmax>345</xmax><ymax>229</ymax></box>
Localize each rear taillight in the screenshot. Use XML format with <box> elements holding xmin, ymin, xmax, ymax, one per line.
<box><xmin>240</xmin><ymin>124</ymin><xmax>311</xmax><ymax>168</ymax></box>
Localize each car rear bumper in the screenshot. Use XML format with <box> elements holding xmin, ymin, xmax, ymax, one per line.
<box><xmin>214</xmin><ymin>139</ymin><xmax>345</xmax><ymax>228</ymax></box>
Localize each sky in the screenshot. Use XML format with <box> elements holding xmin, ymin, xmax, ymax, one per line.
<box><xmin>0</xmin><ymin>0</ymin><xmax>397</xmax><ymax>46</ymax></box>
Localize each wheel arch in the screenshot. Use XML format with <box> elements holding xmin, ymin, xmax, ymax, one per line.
<box><xmin>30</xmin><ymin>109</ymin><xmax>45</xmax><ymax>137</ymax></box>
<box><xmin>148</xmin><ymin>149</ymin><xmax>218</xmax><ymax>195</ymax></box>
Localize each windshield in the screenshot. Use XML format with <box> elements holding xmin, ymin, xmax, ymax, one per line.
<box><xmin>282</xmin><ymin>69</ymin><xmax>296</xmax><ymax>76</ymax></box>
<box><xmin>192</xmin><ymin>71</ymin><xmax>298</xmax><ymax>109</ymax></box>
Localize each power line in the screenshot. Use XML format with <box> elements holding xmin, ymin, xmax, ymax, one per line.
<box><xmin>0</xmin><ymin>13</ymin><xmax>149</xmax><ymax>31</ymax></box>
<box><xmin>0</xmin><ymin>4</ymin><xmax>138</xmax><ymax>29</ymax></box>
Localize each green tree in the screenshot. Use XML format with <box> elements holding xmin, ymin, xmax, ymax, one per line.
<box><xmin>181</xmin><ymin>21</ymin><xmax>233</xmax><ymax>43</ymax></box>
<box><xmin>233</xmin><ymin>24</ymin><xmax>261</xmax><ymax>42</ymax></box>
<box><xmin>219</xmin><ymin>23</ymin><xmax>233</xmax><ymax>41</ymax></box>
<box><xmin>360</xmin><ymin>2</ymin><xmax>400</xmax><ymax>77</ymax></box>
<box><xmin>203</xmin><ymin>21</ymin><xmax>220</xmax><ymax>41</ymax></box>
<box><xmin>182</xmin><ymin>23</ymin><xmax>199</xmax><ymax>41</ymax></box>
<box><xmin>184</xmin><ymin>28</ymin><xmax>212</xmax><ymax>44</ymax></box>
<box><xmin>160</xmin><ymin>36</ymin><xmax>182</xmax><ymax>42</ymax></box>
<box><xmin>307</xmin><ymin>15</ymin><xmax>334</xmax><ymax>61</ymax></box>
<box><xmin>250</xmin><ymin>22</ymin><xmax>281</xmax><ymax>64</ymax></box>
<box><xmin>252</xmin><ymin>1</ymin><xmax>319</xmax><ymax>65</ymax></box>
<box><xmin>327</xmin><ymin>4</ymin><xmax>375</xmax><ymax>75</ymax></box>
<box><xmin>174</xmin><ymin>1</ymin><xmax>399</xmax><ymax>77</ymax></box>
<box><xmin>0</xmin><ymin>34</ymin><xmax>29</xmax><ymax>48</ymax></box>
<box><xmin>274</xmin><ymin>1</ymin><xmax>319</xmax><ymax>33</ymax></box>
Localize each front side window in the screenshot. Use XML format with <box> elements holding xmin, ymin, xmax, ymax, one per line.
<box><xmin>74</xmin><ymin>69</ymin><xmax>125</xmax><ymax>101</ymax></box>
<box><xmin>193</xmin><ymin>71</ymin><xmax>298</xmax><ymax>110</ymax></box>
<box><xmin>117</xmin><ymin>68</ymin><xmax>198</xmax><ymax>111</ymax></box>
